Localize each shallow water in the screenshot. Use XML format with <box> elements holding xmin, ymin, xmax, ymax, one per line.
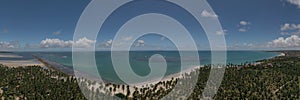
<box><xmin>2</xmin><ymin>51</ymin><xmax>279</xmax><ymax>84</ymax></box>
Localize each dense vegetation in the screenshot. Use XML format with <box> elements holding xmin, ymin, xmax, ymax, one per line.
<box><xmin>215</xmin><ymin>56</ymin><xmax>300</xmax><ymax>99</ymax></box>
<box><xmin>0</xmin><ymin>56</ymin><xmax>299</xmax><ymax>99</ymax></box>
<box><xmin>0</xmin><ymin>65</ymin><xmax>86</xmax><ymax>99</ymax></box>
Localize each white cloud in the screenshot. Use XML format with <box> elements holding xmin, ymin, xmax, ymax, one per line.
<box><xmin>101</xmin><ymin>36</ymin><xmax>133</xmax><ymax>47</ymax></box>
<box><xmin>102</xmin><ymin>37</ymin><xmax>146</xmax><ymax>47</ymax></box>
<box><xmin>281</xmin><ymin>23</ymin><xmax>291</xmax><ymax>31</ymax></box>
<box><xmin>201</xmin><ymin>10</ymin><xmax>218</xmax><ymax>18</ymax></box>
<box><xmin>227</xmin><ymin>42</ymin><xmax>257</xmax><ymax>50</ymax></box>
<box><xmin>287</xmin><ymin>0</ymin><xmax>300</xmax><ymax>8</ymax></box>
<box><xmin>53</xmin><ymin>30</ymin><xmax>61</xmax><ymax>35</ymax></box>
<box><xmin>122</xmin><ymin>36</ymin><xmax>133</xmax><ymax>41</ymax></box>
<box><xmin>40</xmin><ymin>37</ymin><xmax>96</xmax><ymax>48</ymax></box>
<box><xmin>281</xmin><ymin>30</ymin><xmax>300</xmax><ymax>35</ymax></box>
<box><xmin>238</xmin><ymin>21</ymin><xmax>250</xmax><ymax>32</ymax></box>
<box><xmin>73</xmin><ymin>37</ymin><xmax>96</xmax><ymax>48</ymax></box>
<box><xmin>240</xmin><ymin>21</ymin><xmax>250</xmax><ymax>26</ymax></box>
<box><xmin>281</xmin><ymin>23</ymin><xmax>300</xmax><ymax>31</ymax></box>
<box><xmin>267</xmin><ymin>35</ymin><xmax>300</xmax><ymax>48</ymax></box>
<box><xmin>216</xmin><ymin>30</ymin><xmax>228</xmax><ymax>35</ymax></box>
<box><xmin>137</xmin><ymin>40</ymin><xmax>144</xmax><ymax>44</ymax></box>
<box><xmin>135</xmin><ymin>40</ymin><xmax>145</xmax><ymax>47</ymax></box>
<box><xmin>103</xmin><ymin>39</ymin><xmax>113</xmax><ymax>47</ymax></box>
<box><xmin>243</xmin><ymin>43</ymin><xmax>254</xmax><ymax>47</ymax></box>
<box><xmin>0</xmin><ymin>41</ymin><xmax>20</xmax><ymax>49</ymax></box>
<box><xmin>238</xmin><ymin>28</ymin><xmax>247</xmax><ymax>32</ymax></box>
<box><xmin>40</xmin><ymin>38</ymin><xmax>73</xmax><ymax>48</ymax></box>
<box><xmin>280</xmin><ymin>23</ymin><xmax>300</xmax><ymax>35</ymax></box>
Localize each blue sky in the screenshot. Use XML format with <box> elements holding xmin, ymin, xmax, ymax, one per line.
<box><xmin>0</xmin><ymin>0</ymin><xmax>300</xmax><ymax>51</ymax></box>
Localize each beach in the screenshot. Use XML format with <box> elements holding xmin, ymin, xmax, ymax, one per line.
<box><xmin>0</xmin><ymin>53</ymin><xmax>45</xmax><ymax>67</ymax></box>
<box><xmin>30</xmin><ymin>55</ymin><xmax>204</xmax><ymax>97</ymax></box>
<box><xmin>131</xmin><ymin>65</ymin><xmax>202</xmax><ymax>87</ymax></box>
<box><xmin>0</xmin><ymin>51</ymin><xmax>284</xmax><ymax>98</ymax></box>
<box><xmin>0</xmin><ymin>60</ymin><xmax>45</xmax><ymax>67</ymax></box>
<box><xmin>131</xmin><ymin>51</ymin><xmax>284</xmax><ymax>88</ymax></box>
<box><xmin>0</xmin><ymin>51</ymin><xmax>281</xmax><ymax>84</ymax></box>
<box><xmin>0</xmin><ymin>54</ymin><xmax>23</xmax><ymax>58</ymax></box>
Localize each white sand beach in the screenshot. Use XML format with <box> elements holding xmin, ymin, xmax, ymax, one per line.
<box><xmin>0</xmin><ymin>53</ymin><xmax>23</xmax><ymax>58</ymax></box>
<box><xmin>131</xmin><ymin>65</ymin><xmax>202</xmax><ymax>87</ymax></box>
<box><xmin>0</xmin><ymin>53</ymin><xmax>45</xmax><ymax>67</ymax></box>
<box><xmin>82</xmin><ymin>65</ymin><xmax>203</xmax><ymax>98</ymax></box>
<box><xmin>0</xmin><ymin>60</ymin><xmax>45</xmax><ymax>67</ymax></box>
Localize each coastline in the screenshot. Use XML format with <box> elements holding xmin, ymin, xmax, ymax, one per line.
<box><xmin>30</xmin><ymin>51</ymin><xmax>284</xmax><ymax>86</ymax></box>
<box><xmin>33</xmin><ymin>55</ymin><xmax>106</xmax><ymax>83</ymax></box>
<box><xmin>0</xmin><ymin>54</ymin><xmax>23</xmax><ymax>58</ymax></box>
<box><xmin>32</xmin><ymin>54</ymin><xmax>203</xmax><ymax>89</ymax></box>
<box><xmin>132</xmin><ymin>65</ymin><xmax>202</xmax><ymax>87</ymax></box>
<box><xmin>0</xmin><ymin>53</ymin><xmax>45</xmax><ymax>67</ymax></box>
<box><xmin>0</xmin><ymin>51</ymin><xmax>289</xmax><ymax>98</ymax></box>
<box><xmin>0</xmin><ymin>51</ymin><xmax>283</xmax><ymax>85</ymax></box>
<box><xmin>0</xmin><ymin>60</ymin><xmax>45</xmax><ymax>68</ymax></box>
<box><xmin>138</xmin><ymin>51</ymin><xmax>284</xmax><ymax>86</ymax></box>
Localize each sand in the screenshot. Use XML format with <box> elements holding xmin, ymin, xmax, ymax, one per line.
<box><xmin>0</xmin><ymin>53</ymin><xmax>45</xmax><ymax>67</ymax></box>
<box><xmin>82</xmin><ymin>65</ymin><xmax>203</xmax><ymax>98</ymax></box>
<box><xmin>131</xmin><ymin>65</ymin><xmax>202</xmax><ymax>87</ymax></box>
<box><xmin>0</xmin><ymin>60</ymin><xmax>45</xmax><ymax>68</ymax></box>
<box><xmin>0</xmin><ymin>54</ymin><xmax>23</xmax><ymax>58</ymax></box>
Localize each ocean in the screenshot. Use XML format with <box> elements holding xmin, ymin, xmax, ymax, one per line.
<box><xmin>2</xmin><ymin>51</ymin><xmax>279</xmax><ymax>83</ymax></box>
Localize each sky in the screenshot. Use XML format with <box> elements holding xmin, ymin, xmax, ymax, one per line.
<box><xmin>0</xmin><ymin>0</ymin><xmax>300</xmax><ymax>51</ymax></box>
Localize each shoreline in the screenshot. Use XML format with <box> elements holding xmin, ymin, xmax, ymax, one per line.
<box><xmin>131</xmin><ymin>65</ymin><xmax>202</xmax><ymax>87</ymax></box>
<box><xmin>138</xmin><ymin>51</ymin><xmax>284</xmax><ymax>86</ymax></box>
<box><xmin>0</xmin><ymin>51</ymin><xmax>284</xmax><ymax>86</ymax></box>
<box><xmin>0</xmin><ymin>60</ymin><xmax>45</xmax><ymax>68</ymax></box>
<box><xmin>0</xmin><ymin>53</ymin><xmax>23</xmax><ymax>58</ymax></box>
<box><xmin>32</xmin><ymin>54</ymin><xmax>203</xmax><ymax>86</ymax></box>
<box><xmin>32</xmin><ymin>51</ymin><xmax>283</xmax><ymax>86</ymax></box>
<box><xmin>0</xmin><ymin>51</ymin><xmax>287</xmax><ymax>98</ymax></box>
<box><xmin>33</xmin><ymin>55</ymin><xmax>107</xmax><ymax>83</ymax></box>
<box><xmin>0</xmin><ymin>53</ymin><xmax>45</xmax><ymax>67</ymax></box>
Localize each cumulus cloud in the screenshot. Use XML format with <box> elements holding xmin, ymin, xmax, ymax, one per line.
<box><xmin>240</xmin><ymin>21</ymin><xmax>250</xmax><ymax>26</ymax></box>
<box><xmin>280</xmin><ymin>23</ymin><xmax>300</xmax><ymax>35</ymax></box>
<box><xmin>216</xmin><ymin>30</ymin><xmax>228</xmax><ymax>35</ymax></box>
<box><xmin>40</xmin><ymin>37</ymin><xmax>96</xmax><ymax>48</ymax></box>
<box><xmin>238</xmin><ymin>20</ymin><xmax>250</xmax><ymax>32</ymax></box>
<box><xmin>0</xmin><ymin>41</ymin><xmax>20</xmax><ymax>49</ymax></box>
<box><xmin>281</xmin><ymin>23</ymin><xmax>300</xmax><ymax>31</ymax></box>
<box><xmin>135</xmin><ymin>40</ymin><xmax>145</xmax><ymax>47</ymax></box>
<box><xmin>40</xmin><ymin>38</ymin><xmax>73</xmax><ymax>48</ymax></box>
<box><xmin>267</xmin><ymin>35</ymin><xmax>300</xmax><ymax>48</ymax></box>
<box><xmin>201</xmin><ymin>10</ymin><xmax>218</xmax><ymax>18</ymax></box>
<box><xmin>287</xmin><ymin>0</ymin><xmax>300</xmax><ymax>8</ymax></box>
<box><xmin>238</xmin><ymin>28</ymin><xmax>247</xmax><ymax>32</ymax></box>
<box><xmin>73</xmin><ymin>37</ymin><xmax>97</xmax><ymax>48</ymax></box>
<box><xmin>281</xmin><ymin>23</ymin><xmax>290</xmax><ymax>31</ymax></box>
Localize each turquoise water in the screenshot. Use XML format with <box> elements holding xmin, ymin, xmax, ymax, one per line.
<box><xmin>32</xmin><ymin>51</ymin><xmax>279</xmax><ymax>83</ymax></box>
